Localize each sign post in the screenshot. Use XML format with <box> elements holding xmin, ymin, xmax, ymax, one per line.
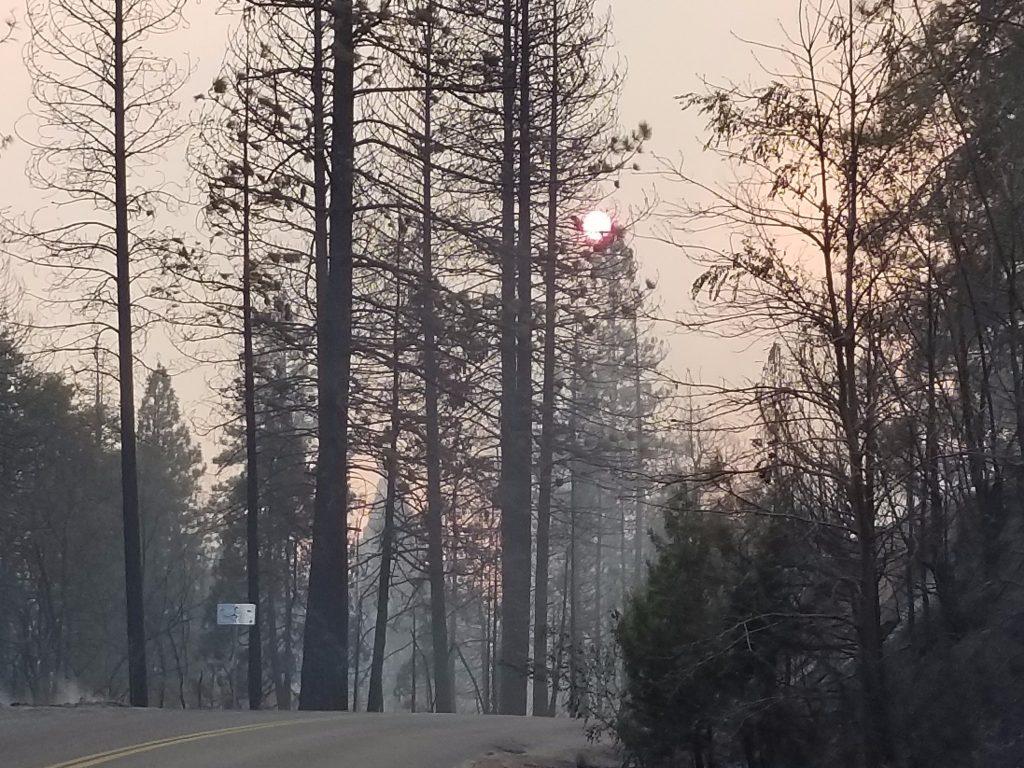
<box><xmin>217</xmin><ymin>603</ymin><xmax>256</xmax><ymax>706</ymax></box>
<box><xmin>217</xmin><ymin>603</ymin><xmax>257</xmax><ymax>626</ymax></box>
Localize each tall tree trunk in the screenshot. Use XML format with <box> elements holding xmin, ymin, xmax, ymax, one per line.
<box><xmin>499</xmin><ymin>0</ymin><xmax>533</xmax><ymax>717</ymax></box>
<box><xmin>351</xmin><ymin>544</ymin><xmax>364</xmax><ymax>712</ymax></box>
<box><xmin>156</xmin><ymin>638</ymin><xmax>166</xmax><ymax>707</ymax></box>
<box><xmin>923</xmin><ymin>255</ymin><xmax>958</xmax><ymax>634</ymax></box>
<box><xmin>841</xmin><ymin>8</ymin><xmax>892</xmax><ymax>759</ymax></box>
<box><xmin>531</xmin><ymin>0</ymin><xmax>558</xmax><ymax>716</ymax></box>
<box><xmin>594</xmin><ymin>486</ymin><xmax>603</xmax><ymax>657</ymax></box>
<box><xmin>567</xmin><ymin>353</ymin><xmax>581</xmax><ymax>718</ymax></box>
<box><xmin>549</xmin><ymin>553</ymin><xmax>570</xmax><ymax>716</ymax></box>
<box><xmin>282</xmin><ymin>539</ymin><xmax>296</xmax><ymax>709</ymax></box>
<box><xmin>410</xmin><ymin>608</ymin><xmax>418</xmax><ymax>713</ymax></box>
<box><xmin>618</xmin><ymin>494</ymin><xmax>627</xmax><ymax>608</ymax></box>
<box><xmin>420</xmin><ymin>7</ymin><xmax>454</xmax><ymax>712</ymax></box>
<box><xmin>905</xmin><ymin>480</ymin><xmax>916</xmax><ymax>637</ymax></box>
<box><xmin>113</xmin><ymin>0</ymin><xmax>148</xmax><ymax>707</ymax></box>
<box><xmin>480</xmin><ymin>583</ymin><xmax>491</xmax><ymax>714</ymax></box>
<box><xmin>240</xmin><ymin>37</ymin><xmax>262</xmax><ymax>709</ymax></box>
<box><xmin>265</xmin><ymin>571</ymin><xmax>288</xmax><ymax>709</ymax></box>
<box><xmin>490</xmin><ymin>549</ymin><xmax>500</xmax><ymax>713</ymax></box>
<box><xmin>497</xmin><ymin>0</ymin><xmax>522</xmax><ymax>716</ymax></box>
<box><xmin>300</xmin><ymin>0</ymin><xmax>353</xmax><ymax>711</ymax></box>
<box><xmin>367</xmin><ymin>220</ymin><xmax>405</xmax><ymax>714</ymax></box>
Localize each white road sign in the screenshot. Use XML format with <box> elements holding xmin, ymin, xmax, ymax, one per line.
<box><xmin>217</xmin><ymin>603</ymin><xmax>256</xmax><ymax>626</ymax></box>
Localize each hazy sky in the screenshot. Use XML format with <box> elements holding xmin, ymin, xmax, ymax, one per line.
<box><xmin>610</xmin><ymin>0</ymin><xmax>793</xmax><ymax>386</ymax></box>
<box><xmin>1</xmin><ymin>0</ymin><xmax>797</xmax><ymax>460</ymax></box>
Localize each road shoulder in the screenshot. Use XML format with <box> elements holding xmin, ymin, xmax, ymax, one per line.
<box><xmin>467</xmin><ymin>744</ymin><xmax>620</xmax><ymax>768</ymax></box>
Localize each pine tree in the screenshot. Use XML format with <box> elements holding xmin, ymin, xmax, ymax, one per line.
<box><xmin>136</xmin><ymin>366</ymin><xmax>205</xmax><ymax>708</ymax></box>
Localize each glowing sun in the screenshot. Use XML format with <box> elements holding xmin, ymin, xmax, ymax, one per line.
<box><xmin>581</xmin><ymin>210</ymin><xmax>613</xmax><ymax>244</ymax></box>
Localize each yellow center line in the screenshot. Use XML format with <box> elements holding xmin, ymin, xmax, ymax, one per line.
<box><xmin>36</xmin><ymin>715</ymin><xmax>342</xmax><ymax>768</ymax></box>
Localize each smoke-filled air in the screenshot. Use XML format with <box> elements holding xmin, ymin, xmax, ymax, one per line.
<box><xmin>1</xmin><ymin>2</ymin><xmax>1023</xmax><ymax>768</ymax></box>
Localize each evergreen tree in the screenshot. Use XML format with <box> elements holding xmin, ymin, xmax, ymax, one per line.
<box><xmin>136</xmin><ymin>366</ymin><xmax>206</xmax><ymax>708</ymax></box>
<box><xmin>0</xmin><ymin>324</ymin><xmax>124</xmax><ymax>703</ymax></box>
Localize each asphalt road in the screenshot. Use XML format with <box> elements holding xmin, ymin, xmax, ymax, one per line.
<box><xmin>0</xmin><ymin>707</ymin><xmax>589</xmax><ymax>768</ymax></box>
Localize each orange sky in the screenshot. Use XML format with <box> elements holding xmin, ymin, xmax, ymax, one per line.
<box><xmin>0</xmin><ymin>0</ymin><xmax>797</xmax><ymax>469</ymax></box>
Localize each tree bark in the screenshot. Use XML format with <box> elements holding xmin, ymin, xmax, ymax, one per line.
<box><xmin>367</xmin><ymin>219</ymin><xmax>405</xmax><ymax>714</ymax></box>
<box><xmin>420</xmin><ymin>7</ymin><xmax>454</xmax><ymax>712</ymax></box>
<box><xmin>240</xmin><ymin>35</ymin><xmax>262</xmax><ymax>709</ymax></box>
<box><xmin>499</xmin><ymin>0</ymin><xmax>533</xmax><ymax>716</ymax></box>
<box><xmin>548</xmin><ymin>553</ymin><xmax>570</xmax><ymax>715</ymax></box>
<box><xmin>299</xmin><ymin>0</ymin><xmax>353</xmax><ymax>711</ymax></box>
<box><xmin>497</xmin><ymin>0</ymin><xmax>524</xmax><ymax>716</ymax></box>
<box><xmin>840</xmin><ymin>8</ymin><xmax>893</xmax><ymax>759</ymax></box>
<box><xmin>411</xmin><ymin>609</ymin><xmax>418</xmax><ymax>713</ymax></box>
<box><xmin>532</xmin><ymin>0</ymin><xmax>558</xmax><ymax>716</ymax></box>
<box><xmin>594</xmin><ymin>485</ymin><xmax>603</xmax><ymax>657</ymax></box>
<box><xmin>567</xmin><ymin>351</ymin><xmax>581</xmax><ymax>718</ymax></box>
<box><xmin>113</xmin><ymin>0</ymin><xmax>148</xmax><ymax>708</ymax></box>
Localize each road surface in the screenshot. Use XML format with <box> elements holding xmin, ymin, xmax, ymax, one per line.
<box><xmin>0</xmin><ymin>707</ymin><xmax>589</xmax><ymax>768</ymax></box>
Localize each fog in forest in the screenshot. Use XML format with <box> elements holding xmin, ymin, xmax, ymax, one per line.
<box><xmin>2</xmin><ymin>2</ymin><xmax>1023</xmax><ymax>768</ymax></box>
